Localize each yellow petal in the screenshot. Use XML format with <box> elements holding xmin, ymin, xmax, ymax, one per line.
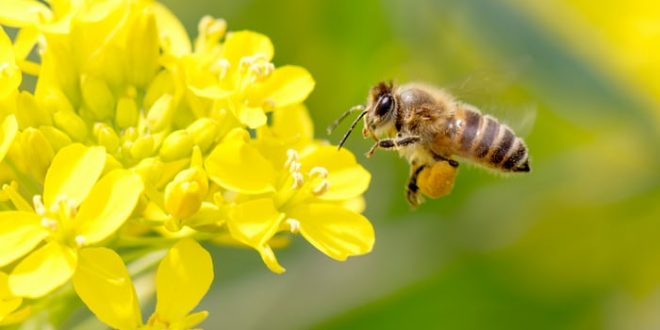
<box><xmin>0</xmin><ymin>272</ymin><xmax>22</xmax><ymax>319</ymax></box>
<box><xmin>125</xmin><ymin>10</ymin><xmax>159</xmax><ymax>88</ymax></box>
<box><xmin>271</xmin><ymin>104</ymin><xmax>314</xmax><ymax>145</ymax></box>
<box><xmin>43</xmin><ymin>144</ymin><xmax>106</xmax><ymax>208</ymax></box>
<box><xmin>222</xmin><ymin>31</ymin><xmax>274</xmax><ymax>65</ymax></box>
<box><xmin>205</xmin><ymin>129</ymin><xmax>276</xmax><ymax>194</ymax></box>
<box><xmin>0</xmin><ymin>305</ymin><xmax>31</xmax><ymax>326</ymax></box>
<box><xmin>183</xmin><ymin>201</ymin><xmax>226</xmax><ymax>229</ymax></box>
<box><xmin>155</xmin><ymin>239</ymin><xmax>213</xmax><ymax>324</ymax></box>
<box><xmin>288</xmin><ymin>203</ymin><xmax>374</xmax><ymax>261</ymax></box>
<box><xmin>0</xmin><ymin>115</ymin><xmax>18</xmax><ymax>163</ymax></box>
<box><xmin>0</xmin><ymin>211</ymin><xmax>47</xmax><ymax>267</ymax></box>
<box><xmin>0</xmin><ymin>28</ymin><xmax>21</xmax><ymax>99</ymax></box>
<box><xmin>342</xmin><ymin>196</ymin><xmax>366</xmax><ymax>214</ymax></box>
<box><xmin>300</xmin><ymin>145</ymin><xmax>371</xmax><ymax>200</ymax></box>
<box><xmin>72</xmin><ymin>247</ymin><xmax>143</xmax><ymax>330</ymax></box>
<box><xmin>228</xmin><ymin>198</ymin><xmax>284</xmax><ymax>248</ymax></box>
<box><xmin>12</xmin><ymin>27</ymin><xmax>39</xmax><ymax>61</ymax></box>
<box><xmin>180</xmin><ymin>311</ymin><xmax>209</xmax><ymax>330</ymax></box>
<box><xmin>238</xmin><ymin>105</ymin><xmax>267</xmax><ymax>129</ymax></box>
<box><xmin>188</xmin><ymin>85</ymin><xmax>235</xmax><ymax>100</ymax></box>
<box><xmin>0</xmin><ymin>1</ymin><xmax>52</xmax><ymax>27</ymax></box>
<box><xmin>63</xmin><ymin>1</ymin><xmax>125</xmax><ymax>86</ymax></box>
<box><xmin>150</xmin><ymin>2</ymin><xmax>191</xmax><ymax>56</ymax></box>
<box><xmin>252</xmin><ymin>66</ymin><xmax>315</xmax><ymax>109</ymax></box>
<box><xmin>258</xmin><ymin>244</ymin><xmax>285</xmax><ymax>274</ymax></box>
<box><xmin>75</xmin><ymin>170</ymin><xmax>144</xmax><ymax>245</ymax></box>
<box><xmin>9</xmin><ymin>242</ymin><xmax>77</xmax><ymax>298</ymax></box>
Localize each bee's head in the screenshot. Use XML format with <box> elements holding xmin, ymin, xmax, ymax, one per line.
<box><xmin>328</xmin><ymin>81</ymin><xmax>397</xmax><ymax>150</ymax></box>
<box><xmin>364</xmin><ymin>81</ymin><xmax>396</xmax><ymax>137</ymax></box>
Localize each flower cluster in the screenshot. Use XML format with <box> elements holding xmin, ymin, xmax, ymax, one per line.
<box><xmin>0</xmin><ymin>0</ymin><xmax>373</xmax><ymax>328</ymax></box>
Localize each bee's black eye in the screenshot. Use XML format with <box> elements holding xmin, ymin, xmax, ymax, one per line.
<box><xmin>376</xmin><ymin>94</ymin><xmax>393</xmax><ymax>116</ymax></box>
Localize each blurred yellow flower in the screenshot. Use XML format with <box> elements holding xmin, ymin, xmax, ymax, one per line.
<box><xmin>0</xmin><ymin>144</ymin><xmax>143</xmax><ymax>298</ymax></box>
<box><xmin>512</xmin><ymin>0</ymin><xmax>660</xmax><ymax>125</ymax></box>
<box><xmin>72</xmin><ymin>238</ymin><xmax>214</xmax><ymax>330</ymax></box>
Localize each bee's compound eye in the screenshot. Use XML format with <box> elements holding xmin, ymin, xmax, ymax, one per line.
<box><xmin>376</xmin><ymin>94</ymin><xmax>393</xmax><ymax>116</ymax></box>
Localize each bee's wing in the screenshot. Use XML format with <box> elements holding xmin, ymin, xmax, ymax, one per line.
<box><xmin>446</xmin><ymin>62</ymin><xmax>537</xmax><ymax>138</ymax></box>
<box><xmin>480</xmin><ymin>103</ymin><xmax>537</xmax><ymax>138</ymax></box>
<box><xmin>445</xmin><ymin>56</ymin><xmax>533</xmax><ymax>100</ymax></box>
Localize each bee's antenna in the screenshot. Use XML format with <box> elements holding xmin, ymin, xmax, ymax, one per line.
<box><xmin>326</xmin><ymin>105</ymin><xmax>365</xmax><ymax>135</ymax></box>
<box><xmin>337</xmin><ymin>110</ymin><xmax>367</xmax><ymax>150</ymax></box>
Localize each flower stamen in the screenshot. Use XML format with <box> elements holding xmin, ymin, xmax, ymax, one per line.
<box><xmin>211</xmin><ymin>59</ymin><xmax>231</xmax><ymax>79</ymax></box>
<box><xmin>41</xmin><ymin>216</ymin><xmax>58</xmax><ymax>231</ymax></box>
<box><xmin>312</xmin><ymin>180</ymin><xmax>329</xmax><ymax>196</ymax></box>
<box><xmin>75</xmin><ymin>235</ymin><xmax>87</xmax><ymax>247</ymax></box>
<box><xmin>286</xmin><ymin>218</ymin><xmax>300</xmax><ymax>234</ymax></box>
<box><xmin>33</xmin><ymin>195</ymin><xmax>46</xmax><ymax>215</ymax></box>
<box><xmin>308</xmin><ymin>166</ymin><xmax>328</xmax><ymax>179</ymax></box>
<box><xmin>284</xmin><ymin>149</ymin><xmax>298</xmax><ymax>168</ymax></box>
<box><xmin>292</xmin><ymin>172</ymin><xmax>304</xmax><ymax>189</ymax></box>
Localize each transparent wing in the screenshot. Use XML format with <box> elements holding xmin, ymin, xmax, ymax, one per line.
<box><xmin>445</xmin><ymin>60</ymin><xmax>537</xmax><ymax>137</ymax></box>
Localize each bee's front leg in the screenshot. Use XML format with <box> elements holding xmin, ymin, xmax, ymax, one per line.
<box><xmin>406</xmin><ymin>163</ymin><xmax>426</xmax><ymax>208</ymax></box>
<box><xmin>366</xmin><ymin>136</ymin><xmax>421</xmax><ymax>158</ymax></box>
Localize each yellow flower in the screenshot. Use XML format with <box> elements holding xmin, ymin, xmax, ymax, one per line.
<box><xmin>186</xmin><ymin>27</ymin><xmax>315</xmax><ymax>129</ymax></box>
<box><xmin>0</xmin><ymin>144</ymin><xmax>143</xmax><ymax>298</ymax></box>
<box><xmin>205</xmin><ymin>106</ymin><xmax>373</xmax><ymax>273</ymax></box>
<box><xmin>72</xmin><ymin>238</ymin><xmax>214</xmax><ymax>330</ymax></box>
<box><xmin>0</xmin><ymin>0</ymin><xmax>376</xmax><ymax>326</ymax></box>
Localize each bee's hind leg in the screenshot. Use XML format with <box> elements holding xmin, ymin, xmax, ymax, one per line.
<box><xmin>406</xmin><ymin>163</ymin><xmax>426</xmax><ymax>208</ymax></box>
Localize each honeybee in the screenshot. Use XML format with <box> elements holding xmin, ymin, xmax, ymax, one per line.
<box><xmin>328</xmin><ymin>81</ymin><xmax>531</xmax><ymax>207</ymax></box>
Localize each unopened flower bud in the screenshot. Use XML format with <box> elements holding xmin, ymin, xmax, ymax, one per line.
<box><xmin>22</xmin><ymin>128</ymin><xmax>54</xmax><ymax>180</ymax></box>
<box><xmin>186</xmin><ymin>118</ymin><xmax>219</xmax><ymax>151</ymax></box>
<box><xmin>115</xmin><ymin>96</ymin><xmax>139</xmax><ymax>129</ymax></box>
<box><xmin>146</xmin><ymin>93</ymin><xmax>174</xmax><ymax>132</ymax></box>
<box><xmin>93</xmin><ymin>123</ymin><xmax>120</xmax><ymax>152</ymax></box>
<box><xmin>164</xmin><ymin>168</ymin><xmax>209</xmax><ymax>219</ymax></box>
<box><xmin>38</xmin><ymin>126</ymin><xmax>72</xmax><ymax>152</ymax></box>
<box><xmin>160</xmin><ymin>129</ymin><xmax>194</xmax><ymax>161</ymax></box>
<box><xmin>53</xmin><ymin>109</ymin><xmax>88</xmax><ymax>141</ymax></box>
<box><xmin>81</xmin><ymin>75</ymin><xmax>115</xmax><ymax>120</ymax></box>
<box><xmin>130</xmin><ymin>135</ymin><xmax>155</xmax><ymax>160</ymax></box>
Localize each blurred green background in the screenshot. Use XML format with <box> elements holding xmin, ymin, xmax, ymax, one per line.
<box><xmin>161</xmin><ymin>0</ymin><xmax>660</xmax><ymax>329</ymax></box>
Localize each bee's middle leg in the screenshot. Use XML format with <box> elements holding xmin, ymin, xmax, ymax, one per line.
<box><xmin>432</xmin><ymin>153</ymin><xmax>460</xmax><ymax>168</ymax></box>
<box><xmin>366</xmin><ymin>136</ymin><xmax>421</xmax><ymax>158</ymax></box>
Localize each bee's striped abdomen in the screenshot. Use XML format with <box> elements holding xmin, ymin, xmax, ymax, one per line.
<box><xmin>453</xmin><ymin>106</ymin><xmax>530</xmax><ymax>172</ymax></box>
